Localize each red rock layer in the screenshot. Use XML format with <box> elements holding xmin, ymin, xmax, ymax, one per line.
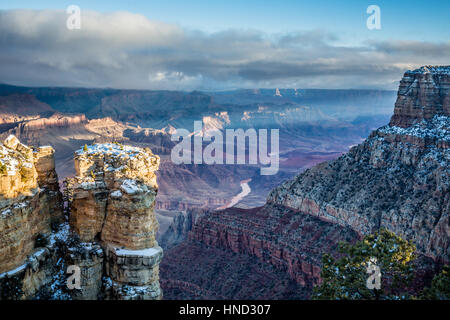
<box><xmin>390</xmin><ymin>66</ymin><xmax>449</xmax><ymax>128</ymax></box>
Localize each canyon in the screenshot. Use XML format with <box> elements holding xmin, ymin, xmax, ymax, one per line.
<box><xmin>0</xmin><ymin>66</ymin><xmax>447</xmax><ymax>299</ymax></box>
<box><xmin>160</xmin><ymin>66</ymin><xmax>449</xmax><ymax>299</ymax></box>
<box><xmin>0</xmin><ymin>83</ymin><xmax>394</xmax><ymax>235</ymax></box>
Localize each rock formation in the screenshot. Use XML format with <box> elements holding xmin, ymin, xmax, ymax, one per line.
<box><xmin>68</xmin><ymin>143</ymin><xmax>162</xmax><ymax>300</ymax></box>
<box><xmin>389</xmin><ymin>66</ymin><xmax>449</xmax><ymax>128</ymax></box>
<box><xmin>159</xmin><ymin>209</ymin><xmax>203</xmax><ymax>250</ymax></box>
<box><xmin>160</xmin><ymin>66</ymin><xmax>449</xmax><ymax>298</ymax></box>
<box><xmin>0</xmin><ymin>138</ymin><xmax>162</xmax><ymax>300</ymax></box>
<box><xmin>268</xmin><ymin>66</ymin><xmax>449</xmax><ymax>263</ymax></box>
<box><xmin>0</xmin><ymin>66</ymin><xmax>447</xmax><ymax>300</ymax></box>
<box><xmin>0</xmin><ymin>135</ymin><xmax>63</xmax><ymax>298</ymax></box>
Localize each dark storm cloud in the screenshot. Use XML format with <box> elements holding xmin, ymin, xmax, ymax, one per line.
<box><xmin>0</xmin><ymin>9</ymin><xmax>448</xmax><ymax>90</ymax></box>
<box><xmin>372</xmin><ymin>40</ymin><xmax>450</xmax><ymax>57</ymax></box>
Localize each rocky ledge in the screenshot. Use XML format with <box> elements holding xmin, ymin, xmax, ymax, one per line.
<box><xmin>0</xmin><ymin>139</ymin><xmax>162</xmax><ymax>300</ymax></box>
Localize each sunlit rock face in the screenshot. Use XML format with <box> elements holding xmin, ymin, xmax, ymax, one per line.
<box><xmin>390</xmin><ymin>66</ymin><xmax>450</xmax><ymax>128</ymax></box>
<box><xmin>269</xmin><ymin>66</ymin><xmax>449</xmax><ymax>263</ymax></box>
<box><xmin>69</xmin><ymin>143</ymin><xmax>162</xmax><ymax>300</ymax></box>
<box><xmin>0</xmin><ymin>136</ymin><xmax>63</xmax><ymax>297</ymax></box>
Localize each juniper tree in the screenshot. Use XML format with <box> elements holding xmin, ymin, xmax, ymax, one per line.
<box><xmin>312</xmin><ymin>228</ymin><xmax>416</xmax><ymax>300</ymax></box>
<box><xmin>421</xmin><ymin>265</ymin><xmax>450</xmax><ymax>300</ymax></box>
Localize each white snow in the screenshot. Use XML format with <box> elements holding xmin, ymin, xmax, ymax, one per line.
<box><xmin>114</xmin><ymin>246</ymin><xmax>161</xmax><ymax>257</ymax></box>
<box><xmin>33</xmin><ymin>248</ymin><xmax>46</xmax><ymax>258</ymax></box>
<box><xmin>22</xmin><ymin>162</ymin><xmax>33</xmax><ymax>168</ymax></box>
<box><xmin>0</xmin><ymin>140</ymin><xmax>34</xmax><ymax>176</ymax></box>
<box><xmin>1</xmin><ymin>209</ymin><xmax>12</xmax><ymax>217</ymax></box>
<box><xmin>80</xmin><ymin>181</ymin><xmax>97</xmax><ymax>189</ymax></box>
<box><xmin>110</xmin><ymin>190</ymin><xmax>123</xmax><ymax>198</ymax></box>
<box><xmin>13</xmin><ymin>202</ymin><xmax>28</xmax><ymax>209</ymax></box>
<box><xmin>120</xmin><ymin>179</ymin><xmax>143</xmax><ymax>195</ymax></box>
<box><xmin>48</xmin><ymin>223</ymin><xmax>70</xmax><ymax>245</ymax></box>
<box><xmin>408</xmin><ymin>65</ymin><xmax>450</xmax><ymax>75</ymax></box>
<box><xmin>379</xmin><ymin>115</ymin><xmax>449</xmax><ymax>142</ymax></box>
<box><xmin>75</xmin><ymin>143</ymin><xmax>142</xmax><ymax>159</ymax></box>
<box><xmin>0</xmin><ymin>263</ymin><xmax>26</xmax><ymax>279</ymax></box>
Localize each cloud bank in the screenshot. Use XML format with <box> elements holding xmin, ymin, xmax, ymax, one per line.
<box><xmin>0</xmin><ymin>9</ymin><xmax>448</xmax><ymax>90</ymax></box>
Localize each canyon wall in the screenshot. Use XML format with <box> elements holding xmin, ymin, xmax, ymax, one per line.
<box><xmin>160</xmin><ymin>66</ymin><xmax>449</xmax><ymax>298</ymax></box>
<box><xmin>68</xmin><ymin>143</ymin><xmax>163</xmax><ymax>300</ymax></box>
<box><xmin>389</xmin><ymin>66</ymin><xmax>449</xmax><ymax>128</ymax></box>
<box><xmin>268</xmin><ymin>66</ymin><xmax>449</xmax><ymax>263</ymax></box>
<box><xmin>0</xmin><ymin>135</ymin><xmax>63</xmax><ymax>298</ymax></box>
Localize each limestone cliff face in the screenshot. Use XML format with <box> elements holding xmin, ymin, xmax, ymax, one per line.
<box><xmin>68</xmin><ymin>143</ymin><xmax>162</xmax><ymax>300</ymax></box>
<box><xmin>390</xmin><ymin>66</ymin><xmax>449</xmax><ymax>128</ymax></box>
<box><xmin>0</xmin><ymin>135</ymin><xmax>63</xmax><ymax>297</ymax></box>
<box><xmin>268</xmin><ymin>66</ymin><xmax>449</xmax><ymax>263</ymax></box>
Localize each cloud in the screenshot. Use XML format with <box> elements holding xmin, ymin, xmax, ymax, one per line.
<box><xmin>0</xmin><ymin>9</ymin><xmax>448</xmax><ymax>90</ymax></box>
<box><xmin>372</xmin><ymin>40</ymin><xmax>450</xmax><ymax>58</ymax></box>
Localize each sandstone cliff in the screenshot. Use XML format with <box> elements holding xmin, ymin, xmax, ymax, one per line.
<box><xmin>68</xmin><ymin>143</ymin><xmax>163</xmax><ymax>300</ymax></box>
<box><xmin>0</xmin><ymin>138</ymin><xmax>162</xmax><ymax>300</ymax></box>
<box><xmin>0</xmin><ymin>135</ymin><xmax>63</xmax><ymax>298</ymax></box>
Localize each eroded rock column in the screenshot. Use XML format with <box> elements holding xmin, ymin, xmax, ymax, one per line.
<box><xmin>69</xmin><ymin>143</ymin><xmax>162</xmax><ymax>300</ymax></box>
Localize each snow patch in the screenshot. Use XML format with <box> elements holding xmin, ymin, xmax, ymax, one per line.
<box><xmin>114</xmin><ymin>246</ymin><xmax>161</xmax><ymax>257</ymax></box>
<box><xmin>379</xmin><ymin>115</ymin><xmax>449</xmax><ymax>142</ymax></box>
<box><xmin>120</xmin><ymin>179</ymin><xmax>143</xmax><ymax>195</ymax></box>
<box><xmin>110</xmin><ymin>190</ymin><xmax>123</xmax><ymax>198</ymax></box>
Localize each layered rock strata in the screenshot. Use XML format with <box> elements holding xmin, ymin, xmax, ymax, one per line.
<box><xmin>269</xmin><ymin>66</ymin><xmax>449</xmax><ymax>263</ymax></box>
<box><xmin>390</xmin><ymin>66</ymin><xmax>449</xmax><ymax>128</ymax></box>
<box><xmin>69</xmin><ymin>143</ymin><xmax>162</xmax><ymax>300</ymax></box>
<box><xmin>0</xmin><ymin>135</ymin><xmax>63</xmax><ymax>298</ymax></box>
<box><xmin>160</xmin><ymin>205</ymin><xmax>359</xmax><ymax>298</ymax></box>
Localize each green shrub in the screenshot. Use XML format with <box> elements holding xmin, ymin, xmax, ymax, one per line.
<box><xmin>312</xmin><ymin>228</ymin><xmax>416</xmax><ymax>300</ymax></box>
<box><xmin>19</xmin><ymin>166</ymin><xmax>28</xmax><ymax>182</ymax></box>
<box><xmin>0</xmin><ymin>162</ymin><xmax>7</xmax><ymax>175</ymax></box>
<box><xmin>421</xmin><ymin>265</ymin><xmax>450</xmax><ymax>300</ymax></box>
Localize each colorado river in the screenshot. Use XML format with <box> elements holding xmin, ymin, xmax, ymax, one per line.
<box><xmin>217</xmin><ymin>179</ymin><xmax>252</xmax><ymax>210</ymax></box>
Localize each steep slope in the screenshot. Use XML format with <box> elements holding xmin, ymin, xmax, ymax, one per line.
<box><xmin>160</xmin><ymin>66</ymin><xmax>449</xmax><ymax>299</ymax></box>
<box><xmin>160</xmin><ymin>205</ymin><xmax>359</xmax><ymax>299</ymax></box>
<box><xmin>269</xmin><ymin>66</ymin><xmax>449</xmax><ymax>263</ymax></box>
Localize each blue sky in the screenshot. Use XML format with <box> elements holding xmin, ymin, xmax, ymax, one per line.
<box><xmin>0</xmin><ymin>1</ymin><xmax>448</xmax><ymax>90</ymax></box>
<box><xmin>2</xmin><ymin>0</ymin><xmax>448</xmax><ymax>42</ymax></box>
